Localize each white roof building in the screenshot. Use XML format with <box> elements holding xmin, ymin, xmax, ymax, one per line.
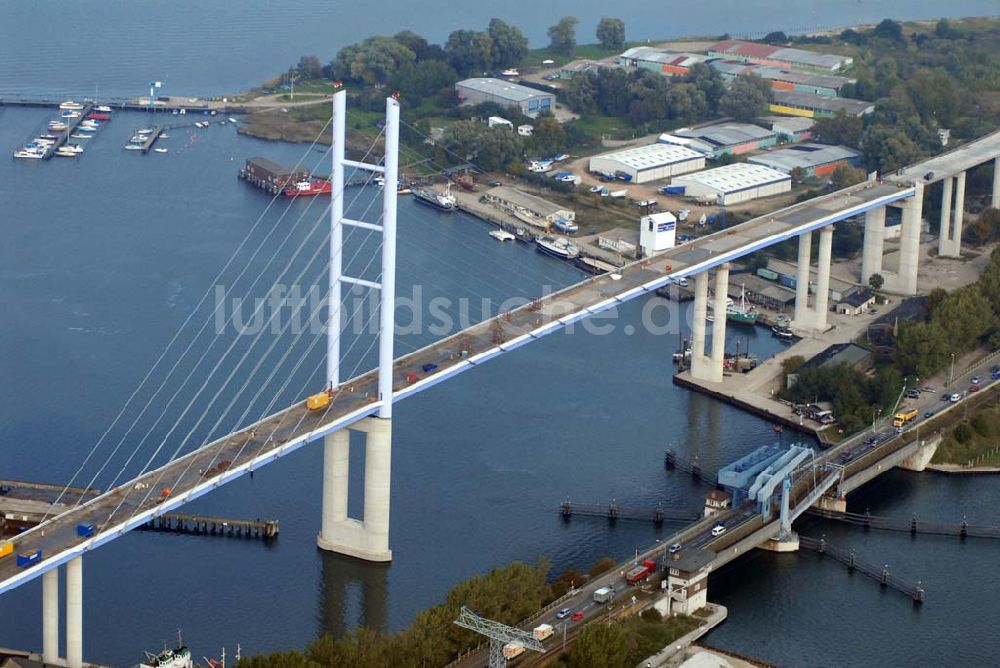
<box><xmin>671</xmin><ymin>163</ymin><xmax>791</xmax><ymax>205</ymax></box>
<box><xmin>589</xmin><ymin>144</ymin><xmax>705</xmax><ymax>184</ymax></box>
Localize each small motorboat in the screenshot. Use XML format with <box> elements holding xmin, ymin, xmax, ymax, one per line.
<box><xmin>489</xmin><ymin>229</ymin><xmax>515</xmax><ymax>242</ymax></box>
<box><xmin>70</xmin><ymin>134</ymin><xmax>91</xmax><ymax>139</ymax></box>
<box><xmin>55</xmin><ymin>146</ymin><xmax>81</xmax><ymax>157</ymax></box>
<box><xmin>59</xmin><ymin>100</ymin><xmax>83</xmax><ymax>110</ymax></box>
<box><xmin>76</xmin><ymin>125</ymin><xmax>97</xmax><ymax>133</ymax></box>
<box><xmin>136</xmin><ymin>128</ymin><xmax>153</xmax><ymax>134</ymax></box>
<box><xmin>124</xmin><ymin>144</ymin><xmax>145</xmax><ymax>151</ymax></box>
<box><xmin>61</xmin><ymin>144</ymin><xmax>84</xmax><ymax>154</ymax></box>
<box><xmin>553</xmin><ymin>218</ymin><xmax>579</xmax><ymax>234</ymax></box>
<box><xmin>61</xmin><ymin>110</ymin><xmax>81</xmax><ymax>118</ymax></box>
<box><xmin>153</xmin><ymin>148</ymin><xmax>168</xmax><ymax>153</ymax></box>
<box><xmin>589</xmin><ymin>185</ymin><xmax>602</xmax><ymax>193</ymax></box>
<box><xmin>13</xmin><ymin>148</ymin><xmax>45</xmax><ymax>159</ymax></box>
<box><xmin>159</xmin><ymin>134</ymin><xmax>169</xmax><ymax>139</ymax></box>
<box><xmin>95</xmin><ymin>105</ymin><xmax>112</xmax><ymax>113</ymax></box>
<box><xmin>228</xmin><ymin>117</ymin><xmax>238</xmax><ymax>123</ymax></box>
<box><xmin>48</xmin><ymin>122</ymin><xmax>68</xmax><ymax>131</ymax></box>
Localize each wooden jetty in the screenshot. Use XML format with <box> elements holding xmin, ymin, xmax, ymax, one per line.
<box><xmin>139</xmin><ymin>513</ymin><xmax>278</xmax><ymax>540</ymax></box>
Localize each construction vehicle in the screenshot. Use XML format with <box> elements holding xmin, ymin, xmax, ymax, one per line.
<box><xmin>307</xmin><ymin>388</ymin><xmax>333</xmax><ymax>411</ymax></box>
<box><xmin>625</xmin><ymin>560</ymin><xmax>658</xmax><ymax>585</ymax></box>
<box><xmin>532</xmin><ymin>624</ymin><xmax>553</xmax><ymax>641</ymax></box>
<box><xmin>0</xmin><ymin>541</ymin><xmax>13</xmax><ymax>559</ymax></box>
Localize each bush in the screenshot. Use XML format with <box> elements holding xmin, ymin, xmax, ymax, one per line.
<box><xmin>589</xmin><ymin>556</ymin><xmax>616</xmax><ymax>578</ymax></box>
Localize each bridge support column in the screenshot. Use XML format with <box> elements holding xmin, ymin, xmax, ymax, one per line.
<box><xmin>792</xmin><ymin>232</ymin><xmax>812</xmax><ymax>330</ymax></box>
<box><xmin>706</xmin><ymin>264</ymin><xmax>730</xmax><ymax>383</ymax></box>
<box><xmin>861</xmin><ymin>207</ymin><xmax>885</xmax><ymax>286</ymax></box>
<box><xmin>759</xmin><ymin>532</ymin><xmax>800</xmax><ymax>552</ymax></box>
<box><xmin>317</xmin><ymin>418</ymin><xmax>392</xmax><ymax>562</ymax></box>
<box><xmin>897</xmin><ymin>182</ymin><xmax>924</xmax><ymax>296</ymax></box>
<box><xmin>951</xmin><ymin>171</ymin><xmax>966</xmax><ymax>257</ymax></box>
<box><xmin>938</xmin><ymin>176</ymin><xmax>954</xmax><ymax>257</ymax></box>
<box><xmin>42</xmin><ymin>569</ymin><xmax>59</xmax><ymax>663</ymax></box>
<box><xmin>898</xmin><ymin>434</ymin><xmax>941</xmax><ymax>472</ymax></box>
<box><xmin>66</xmin><ymin>556</ymin><xmax>83</xmax><ymax>668</ymax></box>
<box><xmin>689</xmin><ymin>272</ymin><xmax>709</xmax><ymax>380</ymax></box>
<box><xmin>992</xmin><ymin>158</ymin><xmax>1000</xmax><ymax>210</ymax></box>
<box><xmin>813</xmin><ymin>226</ymin><xmax>833</xmax><ymax>331</ymax></box>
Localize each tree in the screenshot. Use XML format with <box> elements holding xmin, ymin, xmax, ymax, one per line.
<box><xmin>907</xmin><ymin>68</ymin><xmax>964</xmax><ymax>126</ymax></box>
<box><xmin>626</xmin><ymin>70</ymin><xmax>669</xmax><ymax>125</ymax></box>
<box><xmin>548</xmin><ymin>16</ymin><xmax>579</xmax><ymax>56</ymax></box>
<box><xmin>862</xmin><ymin>125</ymin><xmax>925</xmax><ymax>174</ymax></box>
<box><xmin>762</xmin><ymin>31</ymin><xmax>788</xmax><ymax>44</ymax></box>
<box><xmin>442</xmin><ymin>121</ymin><xmax>523</xmax><ymax>171</ymax></box>
<box><xmin>789</xmin><ymin>166</ymin><xmax>807</xmax><ymax>183</ymax></box>
<box><xmin>329</xmin><ymin>36</ymin><xmax>417</xmax><ymax>85</ymax></box>
<box><xmin>666</xmin><ymin>82</ymin><xmax>708</xmax><ymax>122</ymax></box>
<box><xmin>873</xmin><ymin>19</ymin><xmax>904</xmax><ymax>42</ymax></box>
<box><xmin>588</xmin><ymin>556</ymin><xmax>615</xmax><ymax>577</ymax></box>
<box><xmin>868</xmin><ymin>272</ymin><xmax>884</xmax><ymax>292</ymax></box>
<box><xmin>686</xmin><ymin>62</ymin><xmax>727</xmax><ymax>112</ymax></box>
<box><xmin>812</xmin><ymin>110</ymin><xmax>863</xmax><ymax>148</ymax></box>
<box><xmin>831</xmin><ymin>164</ymin><xmax>867</xmax><ymax>189</ymax></box>
<box><xmin>596</xmin><ymin>17</ymin><xmax>626</xmax><ymax>51</ymax></box>
<box><xmin>532</xmin><ymin>114</ymin><xmax>566</xmax><ymax>156</ymax></box>
<box><xmin>570</xmin><ymin>624</ymin><xmax>630</xmax><ymax>668</ymax></box>
<box><xmin>445</xmin><ymin>29</ymin><xmax>493</xmax><ymax>77</ymax></box>
<box><xmin>487</xmin><ymin>19</ymin><xmax>529</xmax><ymax>69</ymax></box>
<box><xmin>390</xmin><ymin>60</ymin><xmax>458</xmax><ymax>105</ymax></box>
<box><xmin>295</xmin><ymin>55</ymin><xmax>323</xmax><ymax>79</ymax></box>
<box><xmin>719</xmin><ymin>75</ymin><xmax>771</xmax><ymax>122</ymax></box>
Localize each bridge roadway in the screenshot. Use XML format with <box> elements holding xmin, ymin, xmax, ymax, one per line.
<box><xmin>892</xmin><ymin>128</ymin><xmax>1000</xmax><ymax>186</ymax></box>
<box><xmin>0</xmin><ymin>180</ymin><xmax>915</xmax><ymax>595</ymax></box>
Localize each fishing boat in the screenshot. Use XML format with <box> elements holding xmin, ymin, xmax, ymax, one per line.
<box><xmin>489</xmin><ymin>229</ymin><xmax>516</xmax><ymax>242</ymax></box>
<box><xmin>284</xmin><ymin>179</ymin><xmax>332</xmax><ymax>197</ymax></box>
<box><xmin>412</xmin><ymin>184</ymin><xmax>456</xmax><ymax>211</ymax></box>
<box><xmin>514</xmin><ymin>226</ymin><xmax>533</xmax><ymax>243</ymax></box>
<box><xmin>726</xmin><ymin>284</ymin><xmax>758</xmax><ymax>325</ymax></box>
<box><xmin>137</xmin><ymin>632</ymin><xmax>192</xmax><ymax>668</ymax></box>
<box><xmin>59</xmin><ymin>100</ymin><xmax>83</xmax><ymax>110</ymax></box>
<box><xmin>553</xmin><ymin>218</ymin><xmax>579</xmax><ymax>234</ymax></box>
<box><xmin>535</xmin><ymin>235</ymin><xmax>579</xmax><ymax>260</ymax></box>
<box><xmin>574</xmin><ymin>256</ymin><xmax>618</xmax><ymax>275</ymax></box>
<box><xmin>771</xmin><ymin>324</ymin><xmax>794</xmax><ymax>340</ymax></box>
<box><xmin>672</xmin><ymin>347</ymin><xmax>692</xmax><ymax>363</ymax></box>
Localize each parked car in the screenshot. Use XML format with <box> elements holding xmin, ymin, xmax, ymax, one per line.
<box><xmin>555</xmin><ymin>607</ymin><xmax>572</xmax><ymax>619</ymax></box>
<box><xmin>543</xmin><ymin>73</ymin><xmax>561</xmax><ymax>81</ymax></box>
<box><xmin>905</xmin><ymin>388</ymin><xmax>920</xmax><ymax>399</ymax></box>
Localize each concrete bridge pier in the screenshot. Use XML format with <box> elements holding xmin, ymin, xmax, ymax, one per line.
<box><xmin>67</xmin><ymin>556</ymin><xmax>83</xmax><ymax>668</ymax></box>
<box><xmin>813</xmin><ymin>226</ymin><xmax>833</xmax><ymax>331</ymax></box>
<box><xmin>992</xmin><ymin>158</ymin><xmax>1000</xmax><ymax>209</ymax></box>
<box><xmin>42</xmin><ymin>569</ymin><xmax>58</xmax><ymax>663</ymax></box>
<box><xmin>898</xmin><ymin>435</ymin><xmax>941</xmax><ymax>472</ymax></box>
<box><xmin>690</xmin><ymin>265</ymin><xmax>729</xmax><ymax>383</ymax></box>
<box><xmin>861</xmin><ymin>207</ymin><xmax>885</xmax><ymax>286</ymax></box>
<box><xmin>792</xmin><ymin>227</ymin><xmax>833</xmax><ymax>332</ymax></box>
<box><xmin>938</xmin><ymin>173</ymin><xmax>965</xmax><ymax>258</ymax></box>
<box><xmin>318</xmin><ymin>418</ymin><xmax>393</xmax><ymax>562</ymax></box>
<box><xmin>938</xmin><ymin>176</ymin><xmax>955</xmax><ymax>257</ymax></box>
<box><xmin>896</xmin><ymin>182</ymin><xmax>924</xmax><ymax>295</ymax></box>
<box><xmin>792</xmin><ymin>231</ymin><xmax>812</xmax><ymax>329</ymax></box>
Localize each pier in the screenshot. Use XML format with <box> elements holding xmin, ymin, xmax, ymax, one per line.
<box><xmin>558</xmin><ymin>499</ymin><xmax>701</xmax><ymax>525</ymax></box>
<box><xmin>799</xmin><ymin>536</ymin><xmax>924</xmax><ymax>602</ymax></box>
<box><xmin>139</xmin><ymin>513</ymin><xmax>278</xmax><ymax>541</ymax></box>
<box><xmin>807</xmin><ymin>508</ymin><xmax>1000</xmax><ymax>540</ymax></box>
<box><xmin>14</xmin><ymin>102</ymin><xmax>93</xmax><ymax>160</ymax></box>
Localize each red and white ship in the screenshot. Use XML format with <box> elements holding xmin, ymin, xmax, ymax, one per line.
<box><xmin>284</xmin><ymin>179</ymin><xmax>332</xmax><ymax>197</ymax></box>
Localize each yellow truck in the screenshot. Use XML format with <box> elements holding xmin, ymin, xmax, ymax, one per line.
<box><xmin>892</xmin><ymin>409</ymin><xmax>919</xmax><ymax>429</ymax></box>
<box><xmin>0</xmin><ymin>541</ymin><xmax>13</xmax><ymax>560</ymax></box>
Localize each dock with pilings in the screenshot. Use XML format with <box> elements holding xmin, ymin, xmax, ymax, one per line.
<box><xmin>138</xmin><ymin>513</ymin><xmax>279</xmax><ymax>541</ymax></box>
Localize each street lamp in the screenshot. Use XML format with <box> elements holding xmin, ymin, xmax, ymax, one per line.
<box><xmin>950</xmin><ymin>353</ymin><xmax>956</xmax><ymax>386</ymax></box>
<box><xmin>871</xmin><ymin>407</ymin><xmax>881</xmax><ymax>433</ymax></box>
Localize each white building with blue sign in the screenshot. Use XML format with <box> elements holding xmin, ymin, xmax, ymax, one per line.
<box><xmin>640</xmin><ymin>211</ymin><xmax>677</xmax><ymax>256</ymax></box>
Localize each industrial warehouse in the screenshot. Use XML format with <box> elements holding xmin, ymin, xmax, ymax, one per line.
<box><xmin>707</xmin><ymin>39</ymin><xmax>854</xmax><ymax>73</ymax></box>
<box><xmin>616</xmin><ymin>47</ymin><xmax>709</xmax><ymax>76</ymax></box>
<box><xmin>589</xmin><ymin>144</ymin><xmax>705</xmax><ymax>183</ymax></box>
<box><xmin>770</xmin><ymin>90</ymin><xmax>875</xmax><ymax>118</ymax></box>
<box><xmin>454</xmin><ymin>78</ymin><xmax>554</xmax><ymax>117</ymax></box>
<box><xmin>670</xmin><ymin>163</ymin><xmax>791</xmax><ymax>205</ymax></box>
<box><xmin>664</xmin><ymin>123</ymin><xmax>778</xmax><ymax>159</ymax></box>
<box><xmin>748</xmin><ymin>143</ymin><xmax>861</xmax><ymax>176</ymax></box>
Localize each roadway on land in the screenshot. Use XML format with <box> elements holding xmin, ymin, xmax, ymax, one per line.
<box><xmin>0</xmin><ymin>181</ymin><xmax>914</xmax><ymax>594</ymax></box>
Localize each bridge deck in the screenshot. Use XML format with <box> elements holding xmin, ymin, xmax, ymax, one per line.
<box><xmin>0</xmin><ymin>179</ymin><xmax>914</xmax><ymax>594</ymax></box>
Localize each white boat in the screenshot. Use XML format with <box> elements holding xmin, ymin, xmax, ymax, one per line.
<box><xmin>80</xmin><ymin>120</ymin><xmax>100</xmax><ymax>128</ymax></box>
<box><xmin>55</xmin><ymin>147</ymin><xmax>80</xmax><ymax>157</ymax></box>
<box><xmin>137</xmin><ymin>128</ymin><xmax>153</xmax><ymax>134</ymax></box>
<box><xmin>59</xmin><ymin>101</ymin><xmax>83</xmax><ymax>110</ymax></box>
<box><xmin>228</xmin><ymin>117</ymin><xmax>238</xmax><ymax>123</ymax></box>
<box><xmin>153</xmin><ymin>148</ymin><xmax>168</xmax><ymax>153</ymax></box>
<box><xmin>159</xmin><ymin>134</ymin><xmax>169</xmax><ymax>139</ymax></box>
<box><xmin>61</xmin><ymin>144</ymin><xmax>84</xmax><ymax>153</ymax></box>
<box><xmin>489</xmin><ymin>229</ymin><xmax>516</xmax><ymax>242</ymax></box>
<box><xmin>129</xmin><ymin>135</ymin><xmax>147</xmax><ymax>143</ymax></box>
<box><xmin>124</xmin><ymin>144</ymin><xmax>145</xmax><ymax>151</ymax></box>
<box><xmin>95</xmin><ymin>105</ymin><xmax>112</xmax><ymax>113</ymax></box>
<box><xmin>698</xmin><ymin>213</ymin><xmax>707</xmax><ymax>226</ymax></box>
<box><xmin>553</xmin><ymin>218</ymin><xmax>579</xmax><ymax>234</ymax></box>
<box><xmin>589</xmin><ymin>185</ymin><xmax>602</xmax><ymax>193</ymax></box>
<box><xmin>501</xmin><ymin>68</ymin><xmax>520</xmax><ymax>76</ymax></box>
<box><xmin>609</xmin><ymin>189</ymin><xmax>627</xmax><ymax>198</ymax></box>
<box><xmin>76</xmin><ymin>125</ymin><xmax>97</xmax><ymax>132</ymax></box>
<box><xmin>535</xmin><ymin>235</ymin><xmax>579</xmax><ymax>260</ymax></box>
<box><xmin>677</xmin><ymin>208</ymin><xmax>690</xmax><ymax>222</ymax></box>
<box><xmin>61</xmin><ymin>110</ymin><xmax>81</xmax><ymax>118</ymax></box>
<box><xmin>48</xmin><ymin>122</ymin><xmax>68</xmax><ymax>131</ymax></box>
<box><xmin>70</xmin><ymin>133</ymin><xmax>90</xmax><ymax>139</ymax></box>
<box><xmin>14</xmin><ymin>148</ymin><xmax>45</xmax><ymax>159</ymax></box>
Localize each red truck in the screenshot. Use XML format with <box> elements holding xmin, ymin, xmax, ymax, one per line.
<box><xmin>625</xmin><ymin>560</ymin><xmax>658</xmax><ymax>585</ymax></box>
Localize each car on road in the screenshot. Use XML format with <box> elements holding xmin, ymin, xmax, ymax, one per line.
<box><xmin>840</xmin><ymin>451</ymin><xmax>852</xmax><ymax>462</ymax></box>
<box><xmin>865</xmin><ymin>436</ymin><xmax>877</xmax><ymax>445</ymax></box>
<box><xmin>969</xmin><ymin>385</ymin><xmax>980</xmax><ymax>393</ymax></box>
<box><xmin>555</xmin><ymin>607</ymin><xmax>572</xmax><ymax>619</ymax></box>
<box><xmin>488</xmin><ymin>180</ymin><xmax>503</xmax><ymax>187</ymax></box>
<box><xmin>669</xmin><ymin>542</ymin><xmax>682</xmax><ymax>554</ymax></box>
<box><xmin>949</xmin><ymin>393</ymin><xmax>961</xmax><ymax>403</ymax></box>
<box><xmin>571</xmin><ymin>611</ymin><xmax>585</xmax><ymax>622</ymax></box>
<box><xmin>971</xmin><ymin>376</ymin><xmax>982</xmax><ymax>385</ymax></box>
<box><xmin>905</xmin><ymin>388</ymin><xmax>921</xmax><ymax>399</ymax></box>
<box><xmin>711</xmin><ymin>523</ymin><xmax>726</xmax><ymax>537</ymax></box>
<box><xmin>924</xmin><ymin>412</ymin><xmax>934</xmax><ymax>418</ymax></box>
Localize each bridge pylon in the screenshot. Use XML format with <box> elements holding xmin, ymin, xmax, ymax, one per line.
<box><xmin>317</xmin><ymin>89</ymin><xmax>399</xmax><ymax>562</ymax></box>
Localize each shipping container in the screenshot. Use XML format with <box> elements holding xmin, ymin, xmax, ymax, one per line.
<box><xmin>777</xmin><ymin>274</ymin><xmax>797</xmax><ymax>289</ymax></box>
<box><xmin>0</xmin><ymin>542</ymin><xmax>13</xmax><ymax>559</ymax></box>
<box><xmin>533</xmin><ymin>623</ymin><xmax>554</xmax><ymax>641</ymax></box>
<box><xmin>76</xmin><ymin>523</ymin><xmax>95</xmax><ymax>537</ymax></box>
<box><xmin>756</xmin><ymin>268</ymin><xmax>779</xmax><ymax>281</ymax></box>
<box><xmin>17</xmin><ymin>549</ymin><xmax>41</xmax><ymax>568</ymax></box>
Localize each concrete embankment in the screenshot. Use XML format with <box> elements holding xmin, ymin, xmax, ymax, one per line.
<box><xmin>638</xmin><ymin>604</ymin><xmax>728</xmax><ymax>668</ymax></box>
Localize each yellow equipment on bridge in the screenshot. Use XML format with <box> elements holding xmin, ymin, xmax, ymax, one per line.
<box><xmin>0</xmin><ymin>541</ymin><xmax>13</xmax><ymax>559</ymax></box>
<box><xmin>892</xmin><ymin>409</ymin><xmax>919</xmax><ymax>428</ymax></box>
<box><xmin>307</xmin><ymin>390</ymin><xmax>332</xmax><ymax>411</ymax></box>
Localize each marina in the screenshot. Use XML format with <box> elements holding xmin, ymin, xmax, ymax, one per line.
<box><xmin>13</xmin><ymin>101</ymin><xmax>95</xmax><ymax>159</ymax></box>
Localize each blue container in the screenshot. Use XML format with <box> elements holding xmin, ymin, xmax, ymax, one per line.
<box><xmin>77</xmin><ymin>523</ymin><xmax>95</xmax><ymax>537</ymax></box>
<box><xmin>661</xmin><ymin>186</ymin><xmax>685</xmax><ymax>195</ymax></box>
<box><xmin>17</xmin><ymin>549</ymin><xmax>41</xmax><ymax>568</ymax></box>
<box><xmin>778</xmin><ymin>274</ymin><xmax>797</xmax><ymax>289</ymax></box>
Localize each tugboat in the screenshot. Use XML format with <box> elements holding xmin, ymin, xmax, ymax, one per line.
<box><xmin>412</xmin><ymin>183</ymin><xmax>457</xmax><ymax>210</ymax></box>
<box><xmin>535</xmin><ymin>235</ymin><xmax>579</xmax><ymax>260</ymax></box>
<box><xmin>284</xmin><ymin>179</ymin><xmax>333</xmax><ymax>197</ymax></box>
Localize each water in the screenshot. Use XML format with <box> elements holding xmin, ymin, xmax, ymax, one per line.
<box><xmin>0</xmin><ymin>1</ymin><xmax>996</xmax><ymax>99</ymax></box>
<box><xmin>1</xmin><ymin>3</ymin><xmax>999</xmax><ymax>665</ymax></box>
